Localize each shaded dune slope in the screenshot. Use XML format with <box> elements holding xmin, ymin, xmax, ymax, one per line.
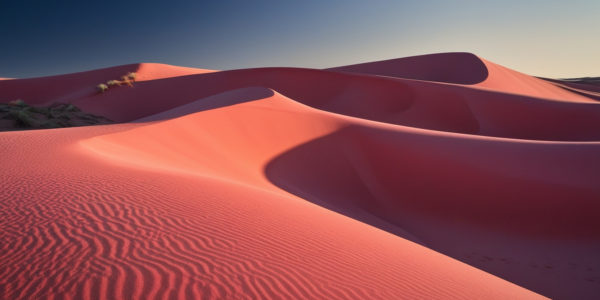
<box><xmin>2</xmin><ymin>53</ymin><xmax>599</xmax><ymax>299</ymax></box>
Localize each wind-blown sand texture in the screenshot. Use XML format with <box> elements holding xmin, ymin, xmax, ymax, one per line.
<box><xmin>1</xmin><ymin>53</ymin><xmax>599</xmax><ymax>299</ymax></box>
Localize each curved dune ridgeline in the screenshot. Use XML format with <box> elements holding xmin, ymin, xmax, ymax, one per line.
<box><xmin>2</xmin><ymin>53</ymin><xmax>599</xmax><ymax>299</ymax></box>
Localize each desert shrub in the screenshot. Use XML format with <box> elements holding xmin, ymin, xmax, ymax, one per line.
<box><xmin>120</xmin><ymin>76</ymin><xmax>133</xmax><ymax>87</ymax></box>
<box><xmin>97</xmin><ymin>84</ymin><xmax>109</xmax><ymax>93</ymax></box>
<box><xmin>127</xmin><ymin>72</ymin><xmax>137</xmax><ymax>82</ymax></box>
<box><xmin>97</xmin><ymin>72</ymin><xmax>136</xmax><ymax>94</ymax></box>
<box><xmin>107</xmin><ymin>80</ymin><xmax>121</xmax><ymax>87</ymax></box>
<box><xmin>9</xmin><ymin>99</ymin><xmax>27</xmax><ymax>107</ymax></box>
<box><xmin>10</xmin><ymin>109</ymin><xmax>38</xmax><ymax>127</ymax></box>
<box><xmin>30</xmin><ymin>106</ymin><xmax>50</xmax><ymax>117</ymax></box>
<box><xmin>1</xmin><ymin>102</ymin><xmax>114</xmax><ymax>131</ymax></box>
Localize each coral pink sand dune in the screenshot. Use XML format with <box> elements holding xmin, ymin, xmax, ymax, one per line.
<box><xmin>0</xmin><ymin>63</ymin><xmax>215</xmax><ymax>106</ymax></box>
<box><xmin>2</xmin><ymin>53</ymin><xmax>599</xmax><ymax>299</ymax></box>
<box><xmin>327</xmin><ymin>52</ymin><xmax>598</xmax><ymax>103</ymax></box>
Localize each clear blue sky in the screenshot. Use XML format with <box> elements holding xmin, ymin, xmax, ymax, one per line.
<box><xmin>1</xmin><ymin>0</ymin><xmax>598</xmax><ymax>78</ymax></box>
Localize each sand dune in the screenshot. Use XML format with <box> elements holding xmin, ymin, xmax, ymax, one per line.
<box><xmin>326</xmin><ymin>52</ymin><xmax>490</xmax><ymax>85</ymax></box>
<box><xmin>327</xmin><ymin>52</ymin><xmax>596</xmax><ymax>103</ymax></box>
<box><xmin>0</xmin><ymin>63</ymin><xmax>215</xmax><ymax>106</ymax></box>
<box><xmin>2</xmin><ymin>55</ymin><xmax>599</xmax><ymax>141</ymax></box>
<box><xmin>2</xmin><ymin>53</ymin><xmax>599</xmax><ymax>299</ymax></box>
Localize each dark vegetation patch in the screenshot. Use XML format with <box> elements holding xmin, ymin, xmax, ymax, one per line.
<box><xmin>0</xmin><ymin>100</ymin><xmax>114</xmax><ymax>132</ymax></box>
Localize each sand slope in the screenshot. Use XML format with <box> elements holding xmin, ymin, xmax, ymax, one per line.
<box><xmin>0</xmin><ymin>63</ymin><xmax>215</xmax><ymax>106</ymax></box>
<box><xmin>2</xmin><ymin>53</ymin><xmax>599</xmax><ymax>299</ymax></box>
<box><xmin>327</xmin><ymin>52</ymin><xmax>596</xmax><ymax>102</ymax></box>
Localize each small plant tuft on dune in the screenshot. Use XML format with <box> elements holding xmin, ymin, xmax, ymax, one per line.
<box><xmin>127</xmin><ymin>72</ymin><xmax>137</xmax><ymax>82</ymax></box>
<box><xmin>97</xmin><ymin>84</ymin><xmax>109</xmax><ymax>93</ymax></box>
<box><xmin>107</xmin><ymin>80</ymin><xmax>121</xmax><ymax>87</ymax></box>
<box><xmin>96</xmin><ymin>72</ymin><xmax>136</xmax><ymax>94</ymax></box>
<box><xmin>121</xmin><ymin>76</ymin><xmax>133</xmax><ymax>87</ymax></box>
<box><xmin>9</xmin><ymin>99</ymin><xmax>27</xmax><ymax>107</ymax></box>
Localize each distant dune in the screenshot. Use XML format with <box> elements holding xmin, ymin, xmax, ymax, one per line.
<box><xmin>2</xmin><ymin>53</ymin><xmax>599</xmax><ymax>300</ymax></box>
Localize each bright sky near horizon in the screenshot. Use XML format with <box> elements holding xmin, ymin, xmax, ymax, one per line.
<box><xmin>1</xmin><ymin>0</ymin><xmax>598</xmax><ymax>78</ymax></box>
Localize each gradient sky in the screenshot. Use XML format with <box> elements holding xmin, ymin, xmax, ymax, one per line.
<box><xmin>1</xmin><ymin>0</ymin><xmax>598</xmax><ymax>79</ymax></box>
